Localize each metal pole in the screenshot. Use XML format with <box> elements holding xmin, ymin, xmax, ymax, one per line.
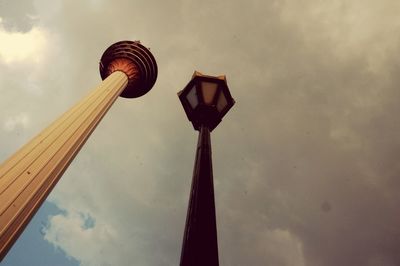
<box><xmin>180</xmin><ymin>125</ymin><xmax>219</xmax><ymax>266</ymax></box>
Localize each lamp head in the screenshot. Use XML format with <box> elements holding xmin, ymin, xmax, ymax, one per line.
<box><xmin>178</xmin><ymin>71</ymin><xmax>235</xmax><ymax>131</ymax></box>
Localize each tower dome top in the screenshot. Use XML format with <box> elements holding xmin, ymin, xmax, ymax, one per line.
<box><xmin>99</xmin><ymin>40</ymin><xmax>158</xmax><ymax>98</ymax></box>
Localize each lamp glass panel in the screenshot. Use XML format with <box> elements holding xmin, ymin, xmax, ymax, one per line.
<box><xmin>186</xmin><ymin>85</ymin><xmax>198</xmax><ymax>109</ymax></box>
<box><xmin>217</xmin><ymin>90</ymin><xmax>228</xmax><ymax>112</ymax></box>
<box><xmin>201</xmin><ymin>81</ymin><xmax>218</xmax><ymax>105</ymax></box>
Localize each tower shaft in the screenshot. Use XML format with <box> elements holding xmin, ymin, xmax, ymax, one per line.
<box><xmin>0</xmin><ymin>71</ymin><xmax>128</xmax><ymax>260</ymax></box>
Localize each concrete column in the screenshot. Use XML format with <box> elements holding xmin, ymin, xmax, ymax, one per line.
<box><xmin>0</xmin><ymin>70</ymin><xmax>128</xmax><ymax>259</ymax></box>
<box><xmin>0</xmin><ymin>40</ymin><xmax>158</xmax><ymax>260</ymax></box>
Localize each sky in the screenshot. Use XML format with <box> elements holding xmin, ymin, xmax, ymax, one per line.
<box><xmin>1</xmin><ymin>0</ymin><xmax>400</xmax><ymax>265</ymax></box>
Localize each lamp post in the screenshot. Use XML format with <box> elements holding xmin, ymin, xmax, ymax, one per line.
<box><xmin>0</xmin><ymin>40</ymin><xmax>157</xmax><ymax>260</ymax></box>
<box><xmin>178</xmin><ymin>71</ymin><xmax>235</xmax><ymax>266</ymax></box>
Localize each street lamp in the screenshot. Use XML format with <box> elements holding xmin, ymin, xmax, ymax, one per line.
<box><xmin>178</xmin><ymin>71</ymin><xmax>235</xmax><ymax>266</ymax></box>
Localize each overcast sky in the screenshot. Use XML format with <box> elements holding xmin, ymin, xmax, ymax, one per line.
<box><xmin>1</xmin><ymin>0</ymin><xmax>400</xmax><ymax>265</ymax></box>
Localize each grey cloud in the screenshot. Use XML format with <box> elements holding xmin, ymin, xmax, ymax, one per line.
<box><xmin>0</xmin><ymin>0</ymin><xmax>37</xmax><ymax>31</ymax></box>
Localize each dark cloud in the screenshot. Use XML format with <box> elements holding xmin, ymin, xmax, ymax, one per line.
<box><xmin>0</xmin><ymin>0</ymin><xmax>37</xmax><ymax>31</ymax></box>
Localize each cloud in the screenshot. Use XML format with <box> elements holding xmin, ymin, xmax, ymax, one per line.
<box><xmin>279</xmin><ymin>0</ymin><xmax>400</xmax><ymax>71</ymax></box>
<box><xmin>259</xmin><ymin>229</ymin><xmax>305</xmax><ymax>266</ymax></box>
<box><xmin>44</xmin><ymin>210</ymin><xmax>117</xmax><ymax>266</ymax></box>
<box><xmin>3</xmin><ymin>112</ymin><xmax>30</xmax><ymax>132</ymax></box>
<box><xmin>0</xmin><ymin>17</ymin><xmax>48</xmax><ymax>64</ymax></box>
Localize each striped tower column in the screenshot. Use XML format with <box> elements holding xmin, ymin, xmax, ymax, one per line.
<box><xmin>0</xmin><ymin>40</ymin><xmax>157</xmax><ymax>260</ymax></box>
